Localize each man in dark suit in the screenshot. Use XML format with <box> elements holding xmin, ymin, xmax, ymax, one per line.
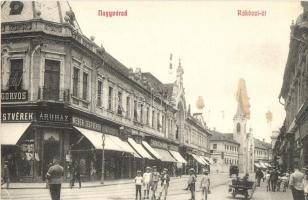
<box><xmin>46</xmin><ymin>158</ymin><xmax>64</xmax><ymax>200</ymax></box>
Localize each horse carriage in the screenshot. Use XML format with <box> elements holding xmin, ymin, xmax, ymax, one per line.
<box><xmin>229</xmin><ymin>179</ymin><xmax>256</xmax><ymax>200</ymax></box>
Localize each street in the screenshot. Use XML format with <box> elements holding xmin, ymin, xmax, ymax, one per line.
<box><xmin>1</xmin><ymin>175</ymin><xmax>292</xmax><ymax>200</ymax></box>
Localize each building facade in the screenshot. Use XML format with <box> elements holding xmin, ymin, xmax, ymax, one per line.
<box><xmin>1</xmin><ymin>1</ymin><xmax>210</xmax><ymax>182</ymax></box>
<box><xmin>209</xmin><ymin>131</ymin><xmax>240</xmax><ymax>173</ymax></box>
<box><xmin>254</xmin><ymin>138</ymin><xmax>272</xmax><ymax>169</ymax></box>
<box><xmin>277</xmin><ymin>1</ymin><xmax>308</xmax><ymax>170</ymax></box>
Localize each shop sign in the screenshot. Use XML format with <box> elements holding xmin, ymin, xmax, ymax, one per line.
<box><xmin>38</xmin><ymin>112</ymin><xmax>70</xmax><ymax>123</ymax></box>
<box><xmin>168</xmin><ymin>144</ymin><xmax>179</xmax><ymax>151</ymax></box>
<box><xmin>150</xmin><ymin>139</ymin><xmax>168</xmax><ymax>149</ymax></box>
<box><xmin>1</xmin><ymin>111</ymin><xmax>34</xmax><ymax>121</ymax></box>
<box><xmin>1</xmin><ymin>90</ymin><xmax>28</xmax><ymax>102</ymax></box>
<box><xmin>72</xmin><ymin>116</ymin><xmax>102</xmax><ymax>132</ymax></box>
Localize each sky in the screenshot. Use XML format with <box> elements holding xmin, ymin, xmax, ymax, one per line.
<box><xmin>70</xmin><ymin>0</ymin><xmax>302</xmax><ymax>142</ymax></box>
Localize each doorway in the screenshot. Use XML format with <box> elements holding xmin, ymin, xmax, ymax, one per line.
<box><xmin>42</xmin><ymin>141</ymin><xmax>60</xmax><ymax>180</ymax></box>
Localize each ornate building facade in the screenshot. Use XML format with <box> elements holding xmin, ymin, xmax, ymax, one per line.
<box><xmin>276</xmin><ymin>1</ymin><xmax>308</xmax><ymax>170</ymax></box>
<box><xmin>1</xmin><ymin>1</ymin><xmax>210</xmax><ymax>182</ymax></box>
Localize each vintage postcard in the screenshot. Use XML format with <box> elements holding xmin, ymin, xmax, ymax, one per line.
<box><xmin>1</xmin><ymin>0</ymin><xmax>307</xmax><ymax>200</ymax></box>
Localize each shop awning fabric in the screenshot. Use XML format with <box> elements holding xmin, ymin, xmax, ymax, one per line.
<box><xmin>259</xmin><ymin>162</ymin><xmax>267</xmax><ymax>168</ymax></box>
<box><xmin>200</xmin><ymin>156</ymin><xmax>210</xmax><ymax>165</ymax></box>
<box><xmin>142</xmin><ymin>141</ymin><xmax>162</xmax><ymax>160</ymax></box>
<box><xmin>169</xmin><ymin>150</ymin><xmax>187</xmax><ymax>164</ymax></box>
<box><xmin>128</xmin><ymin>138</ymin><xmax>154</xmax><ymax>160</ymax></box>
<box><xmin>1</xmin><ymin>123</ymin><xmax>31</xmax><ymax>145</ymax></box>
<box><xmin>254</xmin><ymin>163</ymin><xmax>261</xmax><ymax>168</ymax></box>
<box><xmin>152</xmin><ymin>148</ymin><xmax>177</xmax><ymax>163</ymax></box>
<box><xmin>190</xmin><ymin>153</ymin><xmax>206</xmax><ymax>165</ymax></box>
<box><xmin>74</xmin><ymin>127</ymin><xmax>140</xmax><ymax>158</ymax></box>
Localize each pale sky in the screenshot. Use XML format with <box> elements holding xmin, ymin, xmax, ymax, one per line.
<box><xmin>70</xmin><ymin>1</ymin><xmax>302</xmax><ymax>142</ymax></box>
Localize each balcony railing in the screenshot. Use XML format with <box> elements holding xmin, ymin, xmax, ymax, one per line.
<box><xmin>38</xmin><ymin>87</ymin><xmax>70</xmax><ymax>103</ymax></box>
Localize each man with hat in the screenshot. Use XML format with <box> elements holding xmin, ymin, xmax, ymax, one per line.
<box><xmin>143</xmin><ymin>166</ymin><xmax>152</xmax><ymax>199</ymax></box>
<box><xmin>158</xmin><ymin>168</ymin><xmax>170</xmax><ymax>200</ymax></box>
<box><xmin>151</xmin><ymin>166</ymin><xmax>160</xmax><ymax>200</ymax></box>
<box><xmin>200</xmin><ymin>169</ymin><xmax>210</xmax><ymax>200</ymax></box>
<box><xmin>289</xmin><ymin>165</ymin><xmax>305</xmax><ymax>200</ymax></box>
<box><xmin>187</xmin><ymin>168</ymin><xmax>197</xmax><ymax>200</ymax></box>
<box><xmin>46</xmin><ymin>158</ymin><xmax>64</xmax><ymax>200</ymax></box>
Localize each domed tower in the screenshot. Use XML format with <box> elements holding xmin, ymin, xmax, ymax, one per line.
<box><xmin>233</xmin><ymin>79</ymin><xmax>254</xmax><ymax>173</ymax></box>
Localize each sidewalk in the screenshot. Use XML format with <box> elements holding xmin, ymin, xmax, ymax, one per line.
<box><xmin>2</xmin><ymin>173</ymin><xmax>230</xmax><ymax>190</ymax></box>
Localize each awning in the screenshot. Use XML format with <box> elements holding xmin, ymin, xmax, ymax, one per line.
<box><xmin>259</xmin><ymin>162</ymin><xmax>267</xmax><ymax>168</ymax></box>
<box><xmin>254</xmin><ymin>163</ymin><xmax>261</xmax><ymax>168</ymax></box>
<box><xmin>128</xmin><ymin>138</ymin><xmax>154</xmax><ymax>159</ymax></box>
<box><xmin>202</xmin><ymin>156</ymin><xmax>214</xmax><ymax>165</ymax></box>
<box><xmin>200</xmin><ymin>156</ymin><xmax>210</xmax><ymax>165</ymax></box>
<box><xmin>153</xmin><ymin>148</ymin><xmax>177</xmax><ymax>162</ymax></box>
<box><xmin>142</xmin><ymin>141</ymin><xmax>162</xmax><ymax>160</ymax></box>
<box><xmin>1</xmin><ymin>123</ymin><xmax>31</xmax><ymax>145</ymax></box>
<box><xmin>190</xmin><ymin>153</ymin><xmax>206</xmax><ymax>165</ymax></box>
<box><xmin>169</xmin><ymin>150</ymin><xmax>187</xmax><ymax>164</ymax></box>
<box><xmin>74</xmin><ymin>127</ymin><xmax>140</xmax><ymax>158</ymax></box>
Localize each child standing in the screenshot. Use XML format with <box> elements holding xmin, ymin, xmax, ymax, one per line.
<box><xmin>143</xmin><ymin>167</ymin><xmax>152</xmax><ymax>199</ymax></box>
<box><xmin>200</xmin><ymin>169</ymin><xmax>211</xmax><ymax>200</ymax></box>
<box><xmin>135</xmin><ymin>170</ymin><xmax>143</xmax><ymax>200</ymax></box>
<box><xmin>151</xmin><ymin>166</ymin><xmax>160</xmax><ymax>200</ymax></box>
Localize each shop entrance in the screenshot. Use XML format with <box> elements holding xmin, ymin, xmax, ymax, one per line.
<box><xmin>42</xmin><ymin>141</ymin><xmax>60</xmax><ymax>179</ymax></box>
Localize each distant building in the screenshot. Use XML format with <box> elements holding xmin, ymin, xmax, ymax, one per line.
<box><xmin>209</xmin><ymin>131</ymin><xmax>240</xmax><ymax>173</ymax></box>
<box><xmin>254</xmin><ymin>138</ymin><xmax>272</xmax><ymax>169</ymax></box>
<box><xmin>276</xmin><ymin>1</ymin><xmax>308</xmax><ymax>170</ymax></box>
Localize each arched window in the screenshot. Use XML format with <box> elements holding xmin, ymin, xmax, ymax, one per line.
<box><xmin>236</xmin><ymin>123</ymin><xmax>241</xmax><ymax>133</ymax></box>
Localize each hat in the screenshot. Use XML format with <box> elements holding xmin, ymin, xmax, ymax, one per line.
<box><xmin>137</xmin><ymin>170</ymin><xmax>142</xmax><ymax>173</ymax></box>
<box><xmin>152</xmin><ymin>166</ymin><xmax>157</xmax><ymax>169</ymax></box>
<box><xmin>146</xmin><ymin>166</ymin><xmax>151</xmax><ymax>169</ymax></box>
<box><xmin>163</xmin><ymin>168</ymin><xmax>168</xmax><ymax>172</ymax></box>
<box><xmin>189</xmin><ymin>168</ymin><xmax>195</xmax><ymax>172</ymax></box>
<box><xmin>204</xmin><ymin>169</ymin><xmax>209</xmax><ymax>173</ymax></box>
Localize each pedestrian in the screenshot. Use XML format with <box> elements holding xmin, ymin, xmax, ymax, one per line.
<box><xmin>280</xmin><ymin>173</ymin><xmax>288</xmax><ymax>192</ymax></box>
<box><xmin>46</xmin><ymin>158</ymin><xmax>64</xmax><ymax>200</ymax></box>
<box><xmin>46</xmin><ymin>162</ymin><xmax>53</xmax><ymax>189</ymax></box>
<box><xmin>255</xmin><ymin>168</ymin><xmax>263</xmax><ymax>187</ymax></box>
<box><xmin>270</xmin><ymin>168</ymin><xmax>279</xmax><ymax>192</ymax></box>
<box><xmin>143</xmin><ymin>166</ymin><xmax>152</xmax><ymax>199</ymax></box>
<box><xmin>200</xmin><ymin>169</ymin><xmax>210</xmax><ymax>200</ymax></box>
<box><xmin>70</xmin><ymin>160</ymin><xmax>81</xmax><ymax>189</ymax></box>
<box><xmin>158</xmin><ymin>168</ymin><xmax>170</xmax><ymax>200</ymax></box>
<box><xmin>289</xmin><ymin>165</ymin><xmax>305</xmax><ymax>200</ymax></box>
<box><xmin>1</xmin><ymin>161</ymin><xmax>10</xmax><ymax>189</ymax></box>
<box><xmin>187</xmin><ymin>168</ymin><xmax>197</xmax><ymax>200</ymax></box>
<box><xmin>135</xmin><ymin>170</ymin><xmax>143</xmax><ymax>200</ymax></box>
<box><xmin>265</xmin><ymin>170</ymin><xmax>271</xmax><ymax>191</ymax></box>
<box><xmin>151</xmin><ymin>166</ymin><xmax>160</xmax><ymax>200</ymax></box>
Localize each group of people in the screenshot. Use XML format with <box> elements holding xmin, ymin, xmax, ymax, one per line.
<box><xmin>134</xmin><ymin>166</ymin><xmax>211</xmax><ymax>200</ymax></box>
<box><xmin>255</xmin><ymin>165</ymin><xmax>308</xmax><ymax>200</ymax></box>
<box><xmin>186</xmin><ymin>168</ymin><xmax>211</xmax><ymax>200</ymax></box>
<box><xmin>134</xmin><ymin>166</ymin><xmax>169</xmax><ymax>200</ymax></box>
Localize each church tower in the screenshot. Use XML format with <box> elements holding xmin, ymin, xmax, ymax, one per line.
<box><xmin>233</xmin><ymin>79</ymin><xmax>254</xmax><ymax>173</ymax></box>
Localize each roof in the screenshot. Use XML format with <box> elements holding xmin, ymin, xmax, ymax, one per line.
<box><xmin>1</xmin><ymin>1</ymin><xmax>82</xmax><ymax>33</ymax></box>
<box><xmin>254</xmin><ymin>138</ymin><xmax>271</xmax><ymax>150</ymax></box>
<box><xmin>209</xmin><ymin>131</ymin><xmax>239</xmax><ymax>145</ymax></box>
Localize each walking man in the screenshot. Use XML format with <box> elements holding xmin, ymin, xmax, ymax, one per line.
<box><xmin>70</xmin><ymin>160</ymin><xmax>81</xmax><ymax>189</ymax></box>
<box><xmin>158</xmin><ymin>168</ymin><xmax>170</xmax><ymax>200</ymax></box>
<box><xmin>151</xmin><ymin>166</ymin><xmax>160</xmax><ymax>200</ymax></box>
<box><xmin>289</xmin><ymin>166</ymin><xmax>305</xmax><ymax>200</ymax></box>
<box><xmin>255</xmin><ymin>168</ymin><xmax>263</xmax><ymax>187</ymax></box>
<box><xmin>270</xmin><ymin>168</ymin><xmax>279</xmax><ymax>192</ymax></box>
<box><xmin>200</xmin><ymin>169</ymin><xmax>210</xmax><ymax>200</ymax></box>
<box><xmin>187</xmin><ymin>168</ymin><xmax>197</xmax><ymax>200</ymax></box>
<box><xmin>46</xmin><ymin>158</ymin><xmax>64</xmax><ymax>200</ymax></box>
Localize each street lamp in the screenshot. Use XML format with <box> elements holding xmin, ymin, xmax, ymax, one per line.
<box><xmin>101</xmin><ymin>131</ymin><xmax>105</xmax><ymax>184</ymax></box>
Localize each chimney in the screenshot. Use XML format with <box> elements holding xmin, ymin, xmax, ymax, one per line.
<box><xmin>262</xmin><ymin>138</ymin><xmax>265</xmax><ymax>143</ymax></box>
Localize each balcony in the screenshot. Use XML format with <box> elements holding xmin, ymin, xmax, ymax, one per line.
<box><xmin>38</xmin><ymin>87</ymin><xmax>70</xmax><ymax>103</ymax></box>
